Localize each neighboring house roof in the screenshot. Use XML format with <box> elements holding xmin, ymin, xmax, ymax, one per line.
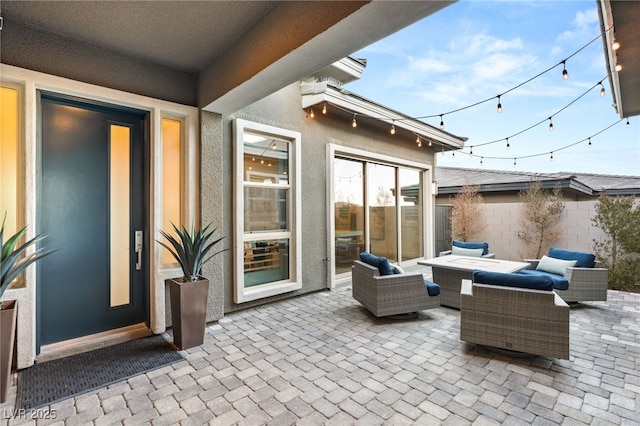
<box><xmin>435</xmin><ymin>166</ymin><xmax>640</xmax><ymax>197</ymax></box>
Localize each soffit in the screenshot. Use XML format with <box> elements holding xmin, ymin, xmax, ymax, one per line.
<box><xmin>600</xmin><ymin>0</ymin><xmax>640</xmax><ymax>118</ymax></box>
<box><xmin>2</xmin><ymin>1</ymin><xmax>275</xmax><ymax>73</ymax></box>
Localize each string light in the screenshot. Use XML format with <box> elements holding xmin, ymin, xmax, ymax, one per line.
<box><xmin>615</xmin><ymin>63</ymin><xmax>622</xmax><ymax>72</ymax></box>
<box><xmin>428</xmin><ymin>140</ymin><xmax>432</xmax><ymax>147</ymax></box>
<box><xmin>469</xmin><ymin>146</ymin><xmax>474</xmax><ymax>157</ymax></box>
<box><xmin>588</xmin><ymin>137</ymin><xmax>592</xmax><ymax>148</ymax></box>
<box><xmin>390</xmin><ymin>120</ymin><xmax>396</xmax><ymax>135</ymax></box>
<box><xmin>599</xmin><ymin>82</ymin><xmax>606</xmax><ymax>97</ymax></box>
<box><xmin>626</xmin><ymin>118</ymin><xmax>630</xmax><ymax>127</ymax></box>
<box><xmin>480</xmin><ymin>157</ymin><xmax>484</xmax><ymax>166</ymax></box>
<box><xmin>506</xmin><ymin>138</ymin><xmax>510</xmax><ymax>151</ymax></box>
<box><xmin>548</xmin><ymin>117</ymin><xmax>554</xmax><ymax>131</ymax></box>
<box><xmin>612</xmin><ymin>37</ymin><xmax>620</xmax><ymax>51</ymax></box>
<box><xmin>309</xmin><ymin>108</ymin><xmax>315</xmax><ymax>118</ymax></box>
<box><xmin>416</xmin><ymin>135</ymin><xmax>422</xmax><ymax>147</ymax></box>
<box><xmin>513</xmin><ymin>158</ymin><xmax>517</xmax><ymax>168</ymax></box>
<box><xmin>352</xmin><ymin>114</ymin><xmax>357</xmax><ymax>128</ymax></box>
<box><xmin>497</xmin><ymin>95</ymin><xmax>502</xmax><ymax>113</ymax></box>
<box><xmin>322</xmin><ymin>102</ymin><xmax>327</xmax><ymax>114</ymax></box>
<box><xmin>562</xmin><ymin>61</ymin><xmax>569</xmax><ymax>80</ymax></box>
<box><xmin>456</xmin><ymin>119</ymin><xmax>623</xmax><ymax>165</ymax></box>
<box><xmin>439</xmin><ymin>115</ymin><xmax>445</xmax><ymax>130</ymax></box>
<box><xmin>413</xmin><ymin>26</ymin><xmax>611</xmax><ymax>123</ymax></box>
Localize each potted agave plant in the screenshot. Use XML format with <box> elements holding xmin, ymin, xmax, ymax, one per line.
<box><xmin>158</xmin><ymin>223</ymin><xmax>225</xmax><ymax>350</ymax></box>
<box><xmin>1</xmin><ymin>215</ymin><xmax>57</xmax><ymax>402</ymax></box>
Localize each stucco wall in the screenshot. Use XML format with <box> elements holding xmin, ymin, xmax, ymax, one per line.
<box><xmin>210</xmin><ymin>83</ymin><xmax>438</xmax><ymax>314</ymax></box>
<box><xmin>466</xmin><ymin>200</ymin><xmax>608</xmax><ymax>261</ymax></box>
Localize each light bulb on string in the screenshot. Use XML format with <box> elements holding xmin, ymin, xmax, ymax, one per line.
<box><xmin>428</xmin><ymin>140</ymin><xmax>432</xmax><ymax>147</ymax></box>
<box><xmin>309</xmin><ymin>108</ymin><xmax>315</xmax><ymax>118</ymax></box>
<box><xmin>550</xmin><ymin>152</ymin><xmax>554</xmax><ymax>162</ymax></box>
<box><xmin>599</xmin><ymin>82</ymin><xmax>606</xmax><ymax>97</ymax></box>
<box><xmin>497</xmin><ymin>95</ymin><xmax>502</xmax><ymax>113</ymax></box>
<box><xmin>390</xmin><ymin>121</ymin><xmax>396</xmax><ymax>135</ymax></box>
<box><xmin>469</xmin><ymin>147</ymin><xmax>474</xmax><ymax>157</ymax></box>
<box><xmin>480</xmin><ymin>157</ymin><xmax>484</xmax><ymax>166</ymax></box>
<box><xmin>612</xmin><ymin>38</ymin><xmax>620</xmax><ymax>51</ymax></box>
<box><xmin>506</xmin><ymin>138</ymin><xmax>510</xmax><ymax>151</ymax></box>
<box><xmin>322</xmin><ymin>102</ymin><xmax>327</xmax><ymax>114</ymax></box>
<box><xmin>548</xmin><ymin>117</ymin><xmax>554</xmax><ymax>131</ymax></box>
<box><xmin>513</xmin><ymin>158</ymin><xmax>517</xmax><ymax>168</ymax></box>
<box><xmin>416</xmin><ymin>135</ymin><xmax>421</xmax><ymax>147</ymax></box>
<box><xmin>615</xmin><ymin>63</ymin><xmax>622</xmax><ymax>72</ymax></box>
<box><xmin>562</xmin><ymin>61</ymin><xmax>569</xmax><ymax>80</ymax></box>
<box><xmin>452</xmin><ymin>151</ymin><xmax>455</xmax><ymax>158</ymax></box>
<box><xmin>626</xmin><ymin>118</ymin><xmax>630</xmax><ymax>127</ymax></box>
<box><xmin>588</xmin><ymin>137</ymin><xmax>592</xmax><ymax>148</ymax></box>
<box><xmin>352</xmin><ymin>114</ymin><xmax>357</xmax><ymax>128</ymax></box>
<box><xmin>439</xmin><ymin>115</ymin><xmax>445</xmax><ymax>130</ymax></box>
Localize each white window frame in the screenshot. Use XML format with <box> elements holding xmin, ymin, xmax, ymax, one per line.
<box><xmin>233</xmin><ymin>119</ymin><xmax>302</xmax><ymax>303</ymax></box>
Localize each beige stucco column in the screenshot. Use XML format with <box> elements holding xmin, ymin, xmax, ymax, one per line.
<box><xmin>200</xmin><ymin>111</ymin><xmax>225</xmax><ymax>322</ymax></box>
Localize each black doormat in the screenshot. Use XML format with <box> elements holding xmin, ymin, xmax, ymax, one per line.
<box><xmin>17</xmin><ymin>334</ymin><xmax>183</xmax><ymax>410</ymax></box>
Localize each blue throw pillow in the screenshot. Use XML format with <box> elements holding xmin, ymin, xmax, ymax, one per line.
<box><xmin>473</xmin><ymin>270</ymin><xmax>555</xmax><ymax>291</ymax></box>
<box><xmin>424</xmin><ymin>280</ymin><xmax>440</xmax><ymax>297</ymax></box>
<box><xmin>359</xmin><ymin>252</ymin><xmax>395</xmax><ymax>276</ymax></box>
<box><xmin>548</xmin><ymin>248</ymin><xmax>595</xmax><ymax>268</ymax></box>
<box><xmin>453</xmin><ymin>240</ymin><xmax>489</xmax><ymax>256</ymax></box>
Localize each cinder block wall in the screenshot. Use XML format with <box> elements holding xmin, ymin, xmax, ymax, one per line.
<box><xmin>478</xmin><ymin>200</ymin><xmax>608</xmax><ymax>261</ymax></box>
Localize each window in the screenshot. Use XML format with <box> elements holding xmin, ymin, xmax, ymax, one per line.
<box><xmin>234</xmin><ymin>119</ymin><xmax>301</xmax><ymax>303</ymax></box>
<box><xmin>0</xmin><ymin>84</ymin><xmax>22</xmax><ymax>238</ymax></box>
<box><xmin>161</xmin><ymin>117</ymin><xmax>183</xmax><ymax>266</ymax></box>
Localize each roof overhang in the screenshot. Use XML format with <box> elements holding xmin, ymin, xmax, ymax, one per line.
<box><xmin>437</xmin><ymin>178</ymin><xmax>594</xmax><ymax>197</ymax></box>
<box><xmin>301</xmin><ymin>81</ymin><xmax>467</xmax><ymax>150</ymax></box>
<box><xmin>598</xmin><ymin>0</ymin><xmax>640</xmax><ymax>118</ymax></box>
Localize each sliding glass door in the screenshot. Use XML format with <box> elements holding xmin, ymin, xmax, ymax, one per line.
<box><xmin>333</xmin><ymin>156</ymin><xmax>426</xmax><ymax>276</ymax></box>
<box><xmin>333</xmin><ymin>158</ymin><xmax>365</xmax><ymax>275</ymax></box>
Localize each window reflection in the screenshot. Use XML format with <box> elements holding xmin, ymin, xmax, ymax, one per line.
<box><xmin>334</xmin><ymin>158</ymin><xmax>364</xmax><ymax>274</ymax></box>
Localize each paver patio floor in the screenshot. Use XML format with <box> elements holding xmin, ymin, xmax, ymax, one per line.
<box><xmin>2</xmin><ymin>277</ymin><xmax>639</xmax><ymax>425</ymax></box>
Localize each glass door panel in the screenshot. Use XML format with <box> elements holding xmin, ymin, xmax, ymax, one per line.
<box><xmin>399</xmin><ymin>168</ymin><xmax>423</xmax><ymax>261</ymax></box>
<box><xmin>334</xmin><ymin>158</ymin><xmax>364</xmax><ymax>274</ymax></box>
<box><xmin>367</xmin><ymin>163</ymin><xmax>397</xmax><ymax>262</ymax></box>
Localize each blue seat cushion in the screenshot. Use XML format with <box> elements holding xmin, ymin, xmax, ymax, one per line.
<box><xmin>424</xmin><ymin>280</ymin><xmax>440</xmax><ymax>297</ymax></box>
<box><xmin>473</xmin><ymin>270</ymin><xmax>555</xmax><ymax>291</ymax></box>
<box><xmin>517</xmin><ymin>269</ymin><xmax>569</xmax><ymax>290</ymax></box>
<box><xmin>548</xmin><ymin>248</ymin><xmax>595</xmax><ymax>268</ymax></box>
<box><xmin>359</xmin><ymin>252</ymin><xmax>395</xmax><ymax>276</ymax></box>
<box><xmin>453</xmin><ymin>240</ymin><xmax>489</xmax><ymax>256</ymax></box>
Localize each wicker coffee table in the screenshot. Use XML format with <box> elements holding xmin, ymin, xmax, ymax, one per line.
<box><xmin>418</xmin><ymin>255</ymin><xmax>531</xmax><ymax>309</ymax></box>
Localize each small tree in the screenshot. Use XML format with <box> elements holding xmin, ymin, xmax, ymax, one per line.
<box><xmin>592</xmin><ymin>193</ymin><xmax>640</xmax><ymax>291</ymax></box>
<box><xmin>516</xmin><ymin>180</ymin><xmax>565</xmax><ymax>258</ymax></box>
<box><xmin>450</xmin><ymin>184</ymin><xmax>486</xmax><ymax>242</ymax></box>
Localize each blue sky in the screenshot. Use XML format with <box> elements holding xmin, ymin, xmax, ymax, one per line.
<box><xmin>346</xmin><ymin>0</ymin><xmax>639</xmax><ymax>176</ymax></box>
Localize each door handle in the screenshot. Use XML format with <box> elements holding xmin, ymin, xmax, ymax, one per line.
<box><xmin>135</xmin><ymin>230</ymin><xmax>143</xmax><ymax>270</ymax></box>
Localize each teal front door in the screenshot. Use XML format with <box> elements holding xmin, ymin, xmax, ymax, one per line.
<box><xmin>38</xmin><ymin>92</ymin><xmax>149</xmax><ymax>348</ymax></box>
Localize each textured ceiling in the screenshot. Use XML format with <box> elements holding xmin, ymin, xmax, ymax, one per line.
<box><xmin>2</xmin><ymin>1</ymin><xmax>276</xmax><ymax>72</ymax></box>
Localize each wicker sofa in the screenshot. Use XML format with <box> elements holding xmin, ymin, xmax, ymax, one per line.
<box><xmin>521</xmin><ymin>248</ymin><xmax>608</xmax><ymax>303</ymax></box>
<box><xmin>352</xmin><ymin>258</ymin><xmax>440</xmax><ymax>317</ymax></box>
<box><xmin>460</xmin><ymin>270</ymin><xmax>570</xmax><ymax>359</ymax></box>
<box><xmin>439</xmin><ymin>240</ymin><xmax>495</xmax><ymax>259</ymax></box>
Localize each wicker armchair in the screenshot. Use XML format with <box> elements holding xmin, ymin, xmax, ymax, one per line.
<box><xmin>352</xmin><ymin>260</ymin><xmax>440</xmax><ymax>317</ymax></box>
<box><xmin>522</xmin><ymin>248</ymin><xmax>608</xmax><ymax>303</ymax></box>
<box><xmin>460</xmin><ymin>273</ymin><xmax>569</xmax><ymax>359</ymax></box>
